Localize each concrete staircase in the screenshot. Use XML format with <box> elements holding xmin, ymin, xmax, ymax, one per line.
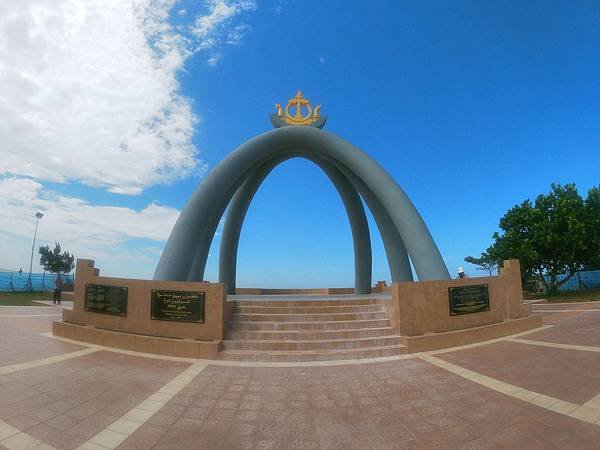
<box><xmin>219</xmin><ymin>297</ymin><xmax>405</xmax><ymax>362</ymax></box>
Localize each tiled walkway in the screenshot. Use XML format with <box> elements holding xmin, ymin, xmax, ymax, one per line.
<box><xmin>1</xmin><ymin>303</ymin><xmax>600</xmax><ymax>449</ymax></box>
<box><xmin>0</xmin><ymin>310</ymin><xmax>85</xmax><ymax>366</ymax></box>
<box><xmin>524</xmin><ymin>310</ymin><xmax>600</xmax><ymax>347</ymax></box>
<box><xmin>437</xmin><ymin>340</ymin><xmax>600</xmax><ymax>404</ymax></box>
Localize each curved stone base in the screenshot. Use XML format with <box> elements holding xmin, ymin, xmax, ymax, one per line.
<box><xmin>52</xmin><ymin>314</ymin><xmax>544</xmax><ymax>361</ymax></box>
<box><xmin>52</xmin><ymin>321</ymin><xmax>220</xmax><ymax>359</ymax></box>
<box><xmin>53</xmin><ymin>258</ymin><xmax>542</xmax><ymax>362</ymax></box>
<box><xmin>401</xmin><ymin>315</ymin><xmax>543</xmax><ymax>353</ymax></box>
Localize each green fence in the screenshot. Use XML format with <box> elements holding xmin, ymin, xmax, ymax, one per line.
<box><xmin>0</xmin><ymin>272</ymin><xmax>74</xmax><ymax>292</ymax></box>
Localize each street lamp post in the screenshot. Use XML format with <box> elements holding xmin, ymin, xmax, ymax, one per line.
<box><xmin>26</xmin><ymin>212</ymin><xmax>44</xmax><ymax>291</ymax></box>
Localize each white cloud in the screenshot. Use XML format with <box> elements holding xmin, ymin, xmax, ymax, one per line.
<box><xmin>0</xmin><ymin>1</ymin><xmax>260</xmax><ymax>277</ymax></box>
<box><xmin>0</xmin><ymin>0</ymin><xmax>201</xmax><ymax>195</ymax></box>
<box><xmin>0</xmin><ymin>177</ymin><xmax>180</xmax><ymax>275</ymax></box>
<box><xmin>0</xmin><ymin>0</ymin><xmax>258</xmax><ymax>195</ymax></box>
<box><xmin>227</xmin><ymin>24</ymin><xmax>251</xmax><ymax>45</ymax></box>
<box><xmin>192</xmin><ymin>0</ymin><xmax>256</xmax><ymax>51</ymax></box>
<box><xmin>207</xmin><ymin>53</ymin><xmax>223</xmax><ymax>67</ymax></box>
<box><xmin>319</xmin><ymin>56</ymin><xmax>326</xmax><ymax>64</ymax></box>
<box><xmin>193</xmin><ymin>1</ymin><xmax>238</xmax><ymax>38</ymax></box>
<box><xmin>0</xmin><ymin>1</ymin><xmax>261</xmax><ymax>279</ymax></box>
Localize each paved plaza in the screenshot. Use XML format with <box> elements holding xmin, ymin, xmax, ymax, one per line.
<box><xmin>1</xmin><ymin>303</ymin><xmax>600</xmax><ymax>449</ymax></box>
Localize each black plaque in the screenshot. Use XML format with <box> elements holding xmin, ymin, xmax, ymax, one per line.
<box><xmin>151</xmin><ymin>289</ymin><xmax>205</xmax><ymax>323</ymax></box>
<box><xmin>448</xmin><ymin>284</ymin><xmax>490</xmax><ymax>316</ymax></box>
<box><xmin>84</xmin><ymin>283</ymin><xmax>128</xmax><ymax>316</ymax></box>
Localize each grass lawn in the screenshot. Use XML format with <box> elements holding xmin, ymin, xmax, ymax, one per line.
<box><xmin>545</xmin><ymin>288</ymin><xmax>600</xmax><ymax>303</ymax></box>
<box><xmin>0</xmin><ymin>291</ymin><xmax>55</xmax><ymax>306</ymax></box>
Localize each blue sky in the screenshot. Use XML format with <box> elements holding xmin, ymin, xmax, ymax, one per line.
<box><xmin>1</xmin><ymin>0</ymin><xmax>599</xmax><ymax>287</ymax></box>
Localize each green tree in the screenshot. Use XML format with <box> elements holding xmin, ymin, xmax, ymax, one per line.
<box><xmin>486</xmin><ymin>183</ymin><xmax>596</xmax><ymax>295</ymax></box>
<box><xmin>585</xmin><ymin>187</ymin><xmax>600</xmax><ymax>269</ymax></box>
<box><xmin>464</xmin><ymin>251</ymin><xmax>499</xmax><ymax>276</ymax></box>
<box><xmin>39</xmin><ymin>242</ymin><xmax>75</xmax><ymax>282</ymax></box>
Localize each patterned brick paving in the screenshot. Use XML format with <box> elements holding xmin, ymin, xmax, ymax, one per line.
<box><xmin>118</xmin><ymin>359</ymin><xmax>600</xmax><ymax>449</ymax></box>
<box><xmin>535</xmin><ymin>303</ymin><xmax>600</xmax><ymax>311</ymax></box>
<box><xmin>1</xmin><ymin>305</ymin><xmax>600</xmax><ymax>449</ymax></box>
<box><xmin>437</xmin><ymin>340</ymin><xmax>600</xmax><ymax>404</ymax></box>
<box><xmin>538</xmin><ymin>310</ymin><xmax>585</xmax><ymax>325</ymax></box>
<box><xmin>0</xmin><ymin>311</ymin><xmax>85</xmax><ymax>366</ymax></box>
<box><xmin>0</xmin><ymin>351</ymin><xmax>189</xmax><ymax>449</ymax></box>
<box><xmin>527</xmin><ymin>311</ymin><xmax>600</xmax><ymax>347</ymax></box>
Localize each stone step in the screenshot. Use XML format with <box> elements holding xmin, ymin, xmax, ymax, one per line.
<box><xmin>218</xmin><ymin>345</ymin><xmax>406</xmax><ymax>362</ymax></box>
<box><xmin>226</xmin><ymin>326</ymin><xmax>397</xmax><ymax>341</ymax></box>
<box><xmin>233</xmin><ymin>304</ymin><xmax>384</xmax><ymax>314</ymax></box>
<box><xmin>228</xmin><ymin>318</ymin><xmax>392</xmax><ymax>331</ymax></box>
<box><xmin>221</xmin><ymin>335</ymin><xmax>402</xmax><ymax>351</ymax></box>
<box><xmin>232</xmin><ymin>298</ymin><xmax>388</xmax><ymax>307</ymax></box>
<box><xmin>231</xmin><ymin>311</ymin><xmax>388</xmax><ymax>322</ymax></box>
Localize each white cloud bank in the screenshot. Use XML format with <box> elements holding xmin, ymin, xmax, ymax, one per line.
<box><xmin>0</xmin><ymin>0</ymin><xmax>198</xmax><ymax>194</ymax></box>
<box><xmin>0</xmin><ymin>0</ymin><xmax>257</xmax><ymax>277</ymax></box>
<box><xmin>0</xmin><ymin>177</ymin><xmax>179</xmax><ymax>275</ymax></box>
<box><xmin>0</xmin><ymin>0</ymin><xmax>256</xmax><ymax>195</ymax></box>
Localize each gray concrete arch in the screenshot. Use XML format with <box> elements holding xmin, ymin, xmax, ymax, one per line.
<box><xmin>219</xmin><ymin>153</ymin><xmax>372</xmax><ymax>294</ymax></box>
<box><xmin>219</xmin><ymin>150</ymin><xmax>417</xmax><ymax>294</ymax></box>
<box><xmin>323</xmin><ymin>155</ymin><xmax>414</xmax><ymax>283</ymax></box>
<box><xmin>154</xmin><ymin>126</ymin><xmax>450</xmax><ymax>284</ymax></box>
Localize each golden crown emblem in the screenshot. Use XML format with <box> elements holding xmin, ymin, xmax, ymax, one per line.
<box><xmin>275</xmin><ymin>91</ymin><xmax>322</xmax><ymax>126</ymax></box>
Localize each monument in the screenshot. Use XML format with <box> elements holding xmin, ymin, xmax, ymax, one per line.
<box><xmin>52</xmin><ymin>92</ymin><xmax>542</xmax><ymax>361</ymax></box>
<box><xmin>155</xmin><ymin>91</ymin><xmax>450</xmax><ymax>294</ymax></box>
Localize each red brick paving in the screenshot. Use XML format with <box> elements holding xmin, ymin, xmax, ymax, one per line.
<box><xmin>527</xmin><ymin>311</ymin><xmax>600</xmax><ymax>347</ymax></box>
<box><xmin>438</xmin><ymin>340</ymin><xmax>600</xmax><ymax>404</ymax></box>
<box><xmin>538</xmin><ymin>310</ymin><xmax>586</xmax><ymax>325</ymax></box>
<box><xmin>534</xmin><ymin>302</ymin><xmax>600</xmax><ymax>311</ymax></box>
<box><xmin>0</xmin><ymin>312</ymin><xmax>86</xmax><ymax>366</ymax></box>
<box><xmin>2</xmin><ymin>305</ymin><xmax>600</xmax><ymax>449</ymax></box>
<box><xmin>118</xmin><ymin>360</ymin><xmax>600</xmax><ymax>449</ymax></box>
<box><xmin>0</xmin><ymin>350</ymin><xmax>189</xmax><ymax>449</ymax></box>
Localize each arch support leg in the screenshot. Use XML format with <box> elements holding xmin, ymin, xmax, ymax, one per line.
<box><xmin>219</xmin><ymin>155</ymin><xmax>372</xmax><ymax>295</ymax></box>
